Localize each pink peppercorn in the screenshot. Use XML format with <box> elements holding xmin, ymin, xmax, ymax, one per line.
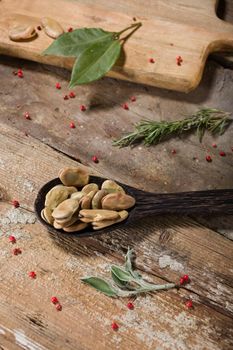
<box><xmin>92</xmin><ymin>155</ymin><xmax>99</xmax><ymax>163</ymax></box>
<box><xmin>17</xmin><ymin>69</ymin><xmax>23</xmax><ymax>78</ymax></box>
<box><xmin>127</xmin><ymin>302</ymin><xmax>134</xmax><ymax>310</ymax></box>
<box><xmin>185</xmin><ymin>300</ymin><xmax>193</xmax><ymax>309</ymax></box>
<box><xmin>69</xmin><ymin>91</ymin><xmax>76</xmax><ymax>98</ymax></box>
<box><xmin>206</xmin><ymin>155</ymin><xmax>212</xmax><ymax>162</ymax></box>
<box><xmin>111</xmin><ymin>322</ymin><xmax>119</xmax><ymax>331</ymax></box>
<box><xmin>122</xmin><ymin>103</ymin><xmax>129</xmax><ymax>110</ymax></box>
<box><xmin>219</xmin><ymin>151</ymin><xmax>226</xmax><ymax>157</ymax></box>
<box><xmin>12</xmin><ymin>200</ymin><xmax>20</xmax><ymax>208</ymax></box>
<box><xmin>183</xmin><ymin>274</ymin><xmax>189</xmax><ymax>282</ymax></box>
<box><xmin>56</xmin><ymin>304</ymin><xmax>62</xmax><ymax>311</ymax></box>
<box><xmin>56</xmin><ymin>82</ymin><xmax>61</xmax><ymax>89</ymax></box>
<box><xmin>51</xmin><ymin>296</ymin><xmax>59</xmax><ymax>304</ymax></box>
<box><xmin>149</xmin><ymin>58</ymin><xmax>155</xmax><ymax>63</ymax></box>
<box><xmin>176</xmin><ymin>56</ymin><xmax>183</xmax><ymax>66</ymax></box>
<box><xmin>130</xmin><ymin>96</ymin><xmax>136</xmax><ymax>102</ymax></box>
<box><xmin>171</xmin><ymin>149</ymin><xmax>177</xmax><ymax>155</ymax></box>
<box><xmin>68</xmin><ymin>27</ymin><xmax>73</xmax><ymax>32</ymax></box>
<box><xmin>80</xmin><ymin>105</ymin><xmax>86</xmax><ymax>112</ymax></box>
<box><xmin>180</xmin><ymin>277</ymin><xmax>185</xmax><ymax>285</ymax></box>
<box><xmin>24</xmin><ymin>112</ymin><xmax>31</xmax><ymax>120</ymax></box>
<box><xmin>28</xmin><ymin>271</ymin><xmax>36</xmax><ymax>279</ymax></box>
<box><xmin>69</xmin><ymin>122</ymin><xmax>75</xmax><ymax>129</ymax></box>
<box><xmin>64</xmin><ymin>95</ymin><xmax>69</xmax><ymax>100</ymax></box>
<box><xmin>212</xmin><ymin>143</ymin><xmax>217</xmax><ymax>148</ymax></box>
<box><xmin>12</xmin><ymin>248</ymin><xmax>22</xmax><ymax>255</ymax></box>
<box><xmin>9</xmin><ymin>235</ymin><xmax>16</xmax><ymax>243</ymax></box>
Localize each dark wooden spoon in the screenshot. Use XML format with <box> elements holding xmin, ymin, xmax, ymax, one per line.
<box><xmin>34</xmin><ymin>176</ymin><xmax>233</xmax><ymax>237</ymax></box>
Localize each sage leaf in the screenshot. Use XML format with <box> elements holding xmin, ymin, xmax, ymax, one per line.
<box><xmin>111</xmin><ymin>270</ymin><xmax>128</xmax><ymax>289</ymax></box>
<box><xmin>81</xmin><ymin>276</ymin><xmax>118</xmax><ymax>297</ymax></box>
<box><xmin>111</xmin><ymin>265</ymin><xmax>133</xmax><ymax>282</ymax></box>
<box><xmin>43</xmin><ymin>28</ymin><xmax>114</xmax><ymax>57</ymax></box>
<box><xmin>69</xmin><ymin>39</ymin><xmax>121</xmax><ymax>87</ymax></box>
<box><xmin>125</xmin><ymin>248</ymin><xmax>142</xmax><ymax>279</ymax></box>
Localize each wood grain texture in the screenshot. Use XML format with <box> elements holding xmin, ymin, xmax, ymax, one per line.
<box><xmin>0</xmin><ymin>123</ymin><xmax>233</xmax><ymax>350</ymax></box>
<box><xmin>0</xmin><ymin>41</ymin><xmax>233</xmax><ymax>349</ymax></box>
<box><xmin>0</xmin><ymin>0</ymin><xmax>233</xmax><ymax>91</ymax></box>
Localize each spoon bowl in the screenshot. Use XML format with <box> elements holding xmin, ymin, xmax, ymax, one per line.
<box><xmin>34</xmin><ymin>176</ymin><xmax>233</xmax><ymax>237</ymax></box>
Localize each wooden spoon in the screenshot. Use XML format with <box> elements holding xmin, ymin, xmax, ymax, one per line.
<box><xmin>34</xmin><ymin>176</ymin><xmax>233</xmax><ymax>237</ymax></box>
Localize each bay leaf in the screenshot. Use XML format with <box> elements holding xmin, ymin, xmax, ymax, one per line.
<box><xmin>81</xmin><ymin>276</ymin><xmax>118</xmax><ymax>297</ymax></box>
<box><xmin>69</xmin><ymin>39</ymin><xmax>121</xmax><ymax>87</ymax></box>
<box><xmin>43</xmin><ymin>28</ymin><xmax>114</xmax><ymax>57</ymax></box>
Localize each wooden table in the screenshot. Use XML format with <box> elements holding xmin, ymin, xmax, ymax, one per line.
<box><xmin>0</xmin><ymin>9</ymin><xmax>233</xmax><ymax>350</ymax></box>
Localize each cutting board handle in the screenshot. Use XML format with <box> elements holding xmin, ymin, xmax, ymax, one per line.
<box><xmin>210</xmin><ymin>19</ymin><xmax>233</xmax><ymax>52</ymax></box>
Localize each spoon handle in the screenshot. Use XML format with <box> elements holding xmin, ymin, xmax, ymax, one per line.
<box><xmin>135</xmin><ymin>189</ymin><xmax>233</xmax><ymax>217</ymax></box>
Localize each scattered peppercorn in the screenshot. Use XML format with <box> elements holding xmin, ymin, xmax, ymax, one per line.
<box><xmin>185</xmin><ymin>300</ymin><xmax>193</xmax><ymax>309</ymax></box>
<box><xmin>219</xmin><ymin>151</ymin><xmax>226</xmax><ymax>157</ymax></box>
<box><xmin>127</xmin><ymin>302</ymin><xmax>134</xmax><ymax>310</ymax></box>
<box><xmin>69</xmin><ymin>91</ymin><xmax>76</xmax><ymax>98</ymax></box>
<box><xmin>69</xmin><ymin>122</ymin><xmax>75</xmax><ymax>129</ymax></box>
<box><xmin>64</xmin><ymin>95</ymin><xmax>69</xmax><ymax>100</ymax></box>
<box><xmin>92</xmin><ymin>155</ymin><xmax>99</xmax><ymax>163</ymax></box>
<box><xmin>149</xmin><ymin>58</ymin><xmax>155</xmax><ymax>63</ymax></box>
<box><xmin>9</xmin><ymin>235</ymin><xmax>16</xmax><ymax>244</ymax></box>
<box><xmin>212</xmin><ymin>143</ymin><xmax>217</xmax><ymax>148</ymax></box>
<box><xmin>179</xmin><ymin>277</ymin><xmax>185</xmax><ymax>285</ymax></box>
<box><xmin>24</xmin><ymin>112</ymin><xmax>31</xmax><ymax>120</ymax></box>
<box><xmin>51</xmin><ymin>296</ymin><xmax>59</xmax><ymax>304</ymax></box>
<box><xmin>28</xmin><ymin>271</ymin><xmax>37</xmax><ymax>279</ymax></box>
<box><xmin>183</xmin><ymin>274</ymin><xmax>190</xmax><ymax>282</ymax></box>
<box><xmin>17</xmin><ymin>69</ymin><xmax>24</xmax><ymax>78</ymax></box>
<box><xmin>176</xmin><ymin>56</ymin><xmax>183</xmax><ymax>66</ymax></box>
<box><xmin>111</xmin><ymin>322</ymin><xmax>119</xmax><ymax>331</ymax></box>
<box><xmin>206</xmin><ymin>155</ymin><xmax>212</xmax><ymax>162</ymax></box>
<box><xmin>122</xmin><ymin>103</ymin><xmax>129</xmax><ymax>110</ymax></box>
<box><xmin>133</xmin><ymin>17</ymin><xmax>137</xmax><ymax>21</ymax></box>
<box><xmin>171</xmin><ymin>149</ymin><xmax>177</xmax><ymax>155</ymax></box>
<box><xmin>56</xmin><ymin>82</ymin><xmax>61</xmax><ymax>89</ymax></box>
<box><xmin>37</xmin><ymin>26</ymin><xmax>42</xmax><ymax>31</ymax></box>
<box><xmin>130</xmin><ymin>96</ymin><xmax>136</xmax><ymax>102</ymax></box>
<box><xmin>12</xmin><ymin>248</ymin><xmax>22</xmax><ymax>255</ymax></box>
<box><xmin>80</xmin><ymin>105</ymin><xmax>86</xmax><ymax>112</ymax></box>
<box><xmin>68</xmin><ymin>27</ymin><xmax>73</xmax><ymax>32</ymax></box>
<box><xmin>12</xmin><ymin>200</ymin><xmax>20</xmax><ymax>208</ymax></box>
<box><xmin>56</xmin><ymin>304</ymin><xmax>62</xmax><ymax>311</ymax></box>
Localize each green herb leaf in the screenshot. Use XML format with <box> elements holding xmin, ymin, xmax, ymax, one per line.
<box><xmin>81</xmin><ymin>276</ymin><xmax>118</xmax><ymax>297</ymax></box>
<box><xmin>43</xmin><ymin>28</ymin><xmax>114</xmax><ymax>57</ymax></box>
<box><xmin>111</xmin><ymin>270</ymin><xmax>128</xmax><ymax>289</ymax></box>
<box><xmin>111</xmin><ymin>265</ymin><xmax>134</xmax><ymax>282</ymax></box>
<box><xmin>113</xmin><ymin>108</ymin><xmax>232</xmax><ymax>148</ymax></box>
<box><xmin>69</xmin><ymin>39</ymin><xmax>121</xmax><ymax>87</ymax></box>
<box><xmin>125</xmin><ymin>248</ymin><xmax>142</xmax><ymax>279</ymax></box>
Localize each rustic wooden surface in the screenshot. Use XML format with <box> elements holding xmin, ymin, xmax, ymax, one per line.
<box><xmin>1</xmin><ymin>0</ymin><xmax>233</xmax><ymax>92</ymax></box>
<box><xmin>0</xmin><ymin>4</ymin><xmax>233</xmax><ymax>348</ymax></box>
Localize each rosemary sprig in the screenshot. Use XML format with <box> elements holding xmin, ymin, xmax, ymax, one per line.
<box><xmin>113</xmin><ymin>108</ymin><xmax>232</xmax><ymax>147</ymax></box>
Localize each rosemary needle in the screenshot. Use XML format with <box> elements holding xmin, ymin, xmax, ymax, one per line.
<box><xmin>113</xmin><ymin>108</ymin><xmax>232</xmax><ymax>147</ymax></box>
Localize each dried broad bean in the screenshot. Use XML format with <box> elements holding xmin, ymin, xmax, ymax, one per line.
<box><xmin>9</xmin><ymin>25</ymin><xmax>37</xmax><ymax>41</ymax></box>
<box><xmin>41</xmin><ymin>17</ymin><xmax>64</xmax><ymax>39</ymax></box>
<box><xmin>102</xmin><ymin>192</ymin><xmax>135</xmax><ymax>210</ymax></box>
<box><xmin>59</xmin><ymin>167</ymin><xmax>89</xmax><ymax>187</ymax></box>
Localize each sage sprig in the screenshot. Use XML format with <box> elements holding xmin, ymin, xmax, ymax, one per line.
<box><xmin>43</xmin><ymin>22</ymin><xmax>141</xmax><ymax>87</ymax></box>
<box><xmin>113</xmin><ymin>108</ymin><xmax>232</xmax><ymax>147</ymax></box>
<box><xmin>81</xmin><ymin>248</ymin><xmax>176</xmax><ymax>297</ymax></box>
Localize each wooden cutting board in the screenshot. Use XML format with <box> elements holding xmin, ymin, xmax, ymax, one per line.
<box><xmin>0</xmin><ymin>0</ymin><xmax>233</xmax><ymax>92</ymax></box>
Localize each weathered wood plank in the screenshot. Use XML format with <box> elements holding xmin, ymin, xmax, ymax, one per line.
<box><xmin>0</xmin><ymin>122</ymin><xmax>233</xmax><ymax>349</ymax></box>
